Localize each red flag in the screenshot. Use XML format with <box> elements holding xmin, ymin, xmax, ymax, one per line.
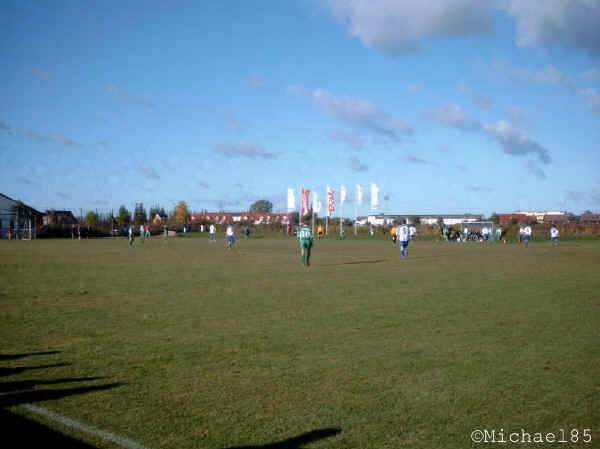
<box><xmin>328</xmin><ymin>190</ymin><xmax>335</xmax><ymax>214</ymax></box>
<box><xmin>301</xmin><ymin>189</ymin><xmax>311</xmax><ymax>216</ymax></box>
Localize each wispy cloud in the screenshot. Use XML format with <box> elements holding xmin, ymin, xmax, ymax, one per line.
<box><xmin>216</xmin><ymin>142</ymin><xmax>278</xmax><ymax>159</ymax></box>
<box><xmin>328</xmin><ymin>129</ymin><xmax>364</xmax><ymax>149</ymax></box>
<box><xmin>579</xmin><ymin>88</ymin><xmax>600</xmax><ymax>117</ymax></box>
<box><xmin>403</xmin><ymin>155</ymin><xmax>433</xmax><ymax>165</ymax></box>
<box><xmin>429</xmin><ymin>104</ymin><xmax>551</xmax><ymax>164</ymax></box>
<box><xmin>482</xmin><ymin>121</ymin><xmax>551</xmax><ymax>164</ymax></box>
<box><xmin>289</xmin><ymin>85</ymin><xmax>414</xmax><ymax>140</ymax></box>
<box><xmin>223</xmin><ymin>111</ymin><xmax>242</xmax><ymax>131</ymax></box>
<box><xmin>456</xmin><ymin>164</ymin><xmax>468</xmax><ymax>172</ymax></box>
<box><xmin>17</xmin><ymin>176</ymin><xmax>33</xmax><ymax>185</ymax></box>
<box><xmin>473</xmin><ymin>94</ymin><xmax>492</xmax><ymax>109</ymax></box>
<box><xmin>407</xmin><ymin>84</ymin><xmax>422</xmax><ymax>94</ymax></box>
<box><xmin>32</xmin><ymin>68</ymin><xmax>54</xmax><ymax>81</ymax></box>
<box><xmin>56</xmin><ymin>192</ymin><xmax>71</xmax><ymax>200</ymax></box>
<box><xmin>22</xmin><ymin>128</ymin><xmax>82</xmax><ymax>148</ymax></box>
<box><xmin>580</xmin><ymin>68</ymin><xmax>600</xmax><ymax>83</ymax></box>
<box><xmin>140</xmin><ymin>166</ymin><xmax>160</xmax><ymax>179</ymax></box>
<box><xmin>467</xmin><ymin>185</ymin><xmax>492</xmax><ymax>192</ymax></box>
<box><xmin>247</xmin><ymin>74</ymin><xmax>265</xmax><ymax>89</ymax></box>
<box><xmin>106</xmin><ymin>84</ymin><xmax>154</xmax><ymax>107</ymax></box>
<box><xmin>96</xmin><ymin>140</ymin><xmax>109</xmax><ymax>149</ymax></box>
<box><xmin>428</xmin><ymin>104</ymin><xmax>481</xmax><ymax>131</ymax></box>
<box><xmin>348</xmin><ymin>156</ymin><xmax>368</xmax><ymax>172</ymax></box>
<box><xmin>525</xmin><ymin>160</ymin><xmax>547</xmax><ymax>180</ymax></box>
<box><xmin>0</xmin><ymin>121</ymin><xmax>10</xmax><ymax>131</ymax></box>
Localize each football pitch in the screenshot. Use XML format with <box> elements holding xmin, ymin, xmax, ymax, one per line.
<box><xmin>1</xmin><ymin>237</ymin><xmax>599</xmax><ymax>448</ymax></box>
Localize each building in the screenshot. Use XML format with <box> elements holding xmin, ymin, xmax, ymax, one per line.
<box><xmin>0</xmin><ymin>193</ymin><xmax>44</xmax><ymax>238</ymax></box>
<box><xmin>498</xmin><ymin>211</ymin><xmax>567</xmax><ymax>224</ymax></box>
<box><xmin>356</xmin><ymin>214</ymin><xmax>483</xmax><ymax>227</ymax></box>
<box><xmin>580</xmin><ymin>212</ymin><xmax>600</xmax><ymax>224</ymax></box>
<box><xmin>190</xmin><ymin>212</ymin><xmax>291</xmax><ymax>225</ymax></box>
<box><xmin>43</xmin><ymin>210</ymin><xmax>78</xmax><ymax>227</ymax></box>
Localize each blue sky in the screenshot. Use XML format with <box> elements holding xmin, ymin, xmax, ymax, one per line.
<box><xmin>1</xmin><ymin>0</ymin><xmax>599</xmax><ymax>217</ymax></box>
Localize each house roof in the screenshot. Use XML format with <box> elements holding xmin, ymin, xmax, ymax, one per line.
<box><xmin>0</xmin><ymin>193</ymin><xmax>43</xmax><ymax>215</ymax></box>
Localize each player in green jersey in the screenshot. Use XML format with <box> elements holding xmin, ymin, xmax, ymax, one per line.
<box><xmin>298</xmin><ymin>221</ymin><xmax>313</xmax><ymax>266</ymax></box>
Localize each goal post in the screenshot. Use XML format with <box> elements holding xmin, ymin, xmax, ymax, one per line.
<box><xmin>460</xmin><ymin>221</ymin><xmax>496</xmax><ymax>241</ymax></box>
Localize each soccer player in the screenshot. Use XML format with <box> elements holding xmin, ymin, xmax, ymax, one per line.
<box><xmin>317</xmin><ymin>225</ymin><xmax>324</xmax><ymax>240</ymax></box>
<box><xmin>518</xmin><ymin>225</ymin><xmax>524</xmax><ymax>243</ymax></box>
<box><xmin>482</xmin><ymin>226</ymin><xmax>489</xmax><ymax>242</ymax></box>
<box><xmin>298</xmin><ymin>220</ymin><xmax>313</xmax><ymax>266</ymax></box>
<box><xmin>523</xmin><ymin>224</ymin><xmax>532</xmax><ymax>247</ymax></box>
<box><xmin>145</xmin><ymin>224</ymin><xmax>151</xmax><ymax>239</ymax></box>
<box><xmin>226</xmin><ymin>224</ymin><xmax>235</xmax><ymax>249</ymax></box>
<box><xmin>139</xmin><ymin>223</ymin><xmax>145</xmax><ymax>243</ymax></box>
<box><xmin>390</xmin><ymin>226</ymin><xmax>397</xmax><ymax>246</ymax></box>
<box><xmin>550</xmin><ymin>225</ymin><xmax>559</xmax><ymax>245</ymax></box>
<box><xmin>409</xmin><ymin>224</ymin><xmax>416</xmax><ymax>241</ymax></box>
<box><xmin>463</xmin><ymin>226</ymin><xmax>468</xmax><ymax>242</ymax></box>
<box><xmin>128</xmin><ymin>224</ymin><xmax>134</xmax><ymax>246</ymax></box>
<box><xmin>209</xmin><ymin>223</ymin><xmax>216</xmax><ymax>243</ymax></box>
<box><xmin>369</xmin><ymin>226</ymin><xmax>374</xmax><ymax>238</ymax></box>
<box><xmin>397</xmin><ymin>219</ymin><xmax>410</xmax><ymax>259</ymax></box>
<box><xmin>496</xmin><ymin>226</ymin><xmax>502</xmax><ymax>242</ymax></box>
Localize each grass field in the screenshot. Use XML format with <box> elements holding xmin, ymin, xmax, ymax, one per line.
<box><xmin>1</xmin><ymin>236</ymin><xmax>599</xmax><ymax>448</ymax></box>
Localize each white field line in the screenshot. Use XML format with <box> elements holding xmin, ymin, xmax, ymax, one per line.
<box><xmin>1</xmin><ymin>393</ymin><xmax>153</xmax><ymax>449</ymax></box>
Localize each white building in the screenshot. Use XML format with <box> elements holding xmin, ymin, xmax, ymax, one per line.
<box><xmin>356</xmin><ymin>214</ymin><xmax>483</xmax><ymax>227</ymax></box>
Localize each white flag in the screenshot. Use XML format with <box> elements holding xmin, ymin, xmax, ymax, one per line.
<box><xmin>287</xmin><ymin>188</ymin><xmax>295</xmax><ymax>211</ymax></box>
<box><xmin>312</xmin><ymin>192</ymin><xmax>321</xmax><ymax>213</ymax></box>
<box><xmin>326</xmin><ymin>185</ymin><xmax>332</xmax><ymax>217</ymax></box>
<box><xmin>340</xmin><ymin>185</ymin><xmax>347</xmax><ymax>205</ymax></box>
<box><xmin>371</xmin><ymin>183</ymin><xmax>379</xmax><ymax>210</ymax></box>
<box><xmin>356</xmin><ymin>184</ymin><xmax>363</xmax><ymax>205</ymax></box>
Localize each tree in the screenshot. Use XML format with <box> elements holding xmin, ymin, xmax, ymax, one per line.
<box><xmin>249</xmin><ymin>200</ymin><xmax>273</xmax><ymax>213</ymax></box>
<box><xmin>117</xmin><ymin>205</ymin><xmax>131</xmax><ymax>228</ymax></box>
<box><xmin>149</xmin><ymin>205</ymin><xmax>167</xmax><ymax>219</ymax></box>
<box><xmin>134</xmin><ymin>202</ymin><xmax>147</xmax><ymax>225</ymax></box>
<box><xmin>412</xmin><ymin>216</ymin><xmax>421</xmax><ymax>226</ymax></box>
<box><xmin>173</xmin><ymin>201</ymin><xmax>189</xmax><ymax>223</ymax></box>
<box><xmin>489</xmin><ymin>212</ymin><xmax>500</xmax><ymax>225</ymax></box>
<box><xmin>85</xmin><ymin>211</ymin><xmax>98</xmax><ymax>227</ymax></box>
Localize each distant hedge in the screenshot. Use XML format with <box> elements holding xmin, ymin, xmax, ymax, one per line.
<box><xmin>37</xmin><ymin>225</ymin><xmax>112</xmax><ymax>239</ymax></box>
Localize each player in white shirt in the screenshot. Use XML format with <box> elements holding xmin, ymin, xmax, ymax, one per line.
<box><xmin>463</xmin><ymin>227</ymin><xmax>468</xmax><ymax>242</ymax></box>
<box><xmin>482</xmin><ymin>226</ymin><xmax>490</xmax><ymax>242</ymax></box>
<box><xmin>397</xmin><ymin>219</ymin><xmax>410</xmax><ymax>259</ymax></box>
<box><xmin>409</xmin><ymin>225</ymin><xmax>416</xmax><ymax>241</ymax></box>
<box><xmin>523</xmin><ymin>225</ymin><xmax>532</xmax><ymax>247</ymax></box>
<box><xmin>209</xmin><ymin>224</ymin><xmax>216</xmax><ymax>243</ymax></box>
<box><xmin>550</xmin><ymin>226</ymin><xmax>559</xmax><ymax>246</ymax></box>
<box><xmin>226</xmin><ymin>225</ymin><xmax>235</xmax><ymax>249</ymax></box>
<box><xmin>518</xmin><ymin>225</ymin><xmax>524</xmax><ymax>243</ymax></box>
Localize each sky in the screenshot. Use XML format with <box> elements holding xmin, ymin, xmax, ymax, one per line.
<box><xmin>1</xmin><ymin>0</ymin><xmax>599</xmax><ymax>217</ymax></box>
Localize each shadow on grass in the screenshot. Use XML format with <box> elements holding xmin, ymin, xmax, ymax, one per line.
<box><xmin>224</xmin><ymin>428</ymin><xmax>342</xmax><ymax>449</ymax></box>
<box><xmin>0</xmin><ymin>363</ymin><xmax>70</xmax><ymax>378</ymax></box>
<box><xmin>1</xmin><ymin>352</ymin><xmax>124</xmax><ymax>449</ymax></box>
<box><xmin>340</xmin><ymin>259</ymin><xmax>385</xmax><ymax>265</ymax></box>
<box><xmin>0</xmin><ymin>351</ymin><xmax>62</xmax><ymax>361</ymax></box>
<box><xmin>0</xmin><ymin>409</ymin><xmax>99</xmax><ymax>449</ymax></box>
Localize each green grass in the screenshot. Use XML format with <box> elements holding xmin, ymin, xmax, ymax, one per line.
<box><xmin>1</xmin><ymin>237</ymin><xmax>599</xmax><ymax>448</ymax></box>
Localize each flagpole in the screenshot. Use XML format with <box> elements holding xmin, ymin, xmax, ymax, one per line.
<box><xmin>354</xmin><ymin>202</ymin><xmax>357</xmax><ymax>235</ymax></box>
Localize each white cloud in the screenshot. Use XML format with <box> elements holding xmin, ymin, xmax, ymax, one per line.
<box><xmin>325</xmin><ymin>1</ymin><xmax>600</xmax><ymax>56</ymax></box>
<box><xmin>507</xmin><ymin>0</ymin><xmax>600</xmax><ymax>55</ymax></box>
<box><xmin>326</xmin><ymin>0</ymin><xmax>491</xmax><ymax>54</ymax></box>
<box><xmin>403</xmin><ymin>155</ymin><xmax>432</xmax><ymax>165</ymax></box>
<box><xmin>290</xmin><ymin>85</ymin><xmax>414</xmax><ymax>140</ymax></box>
<box><xmin>428</xmin><ymin>104</ymin><xmax>481</xmax><ymax>131</ymax></box>
<box><xmin>429</xmin><ymin>105</ymin><xmax>551</xmax><ymax>164</ymax></box>
<box><xmin>216</xmin><ymin>142</ymin><xmax>278</xmax><ymax>159</ymax></box>
<box><xmin>473</xmin><ymin>94</ymin><xmax>492</xmax><ymax>110</ymax></box>
<box><xmin>482</xmin><ymin>120</ymin><xmax>551</xmax><ymax>164</ymax></box>
<box><xmin>491</xmin><ymin>60</ymin><xmax>575</xmax><ymax>89</ymax></box>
